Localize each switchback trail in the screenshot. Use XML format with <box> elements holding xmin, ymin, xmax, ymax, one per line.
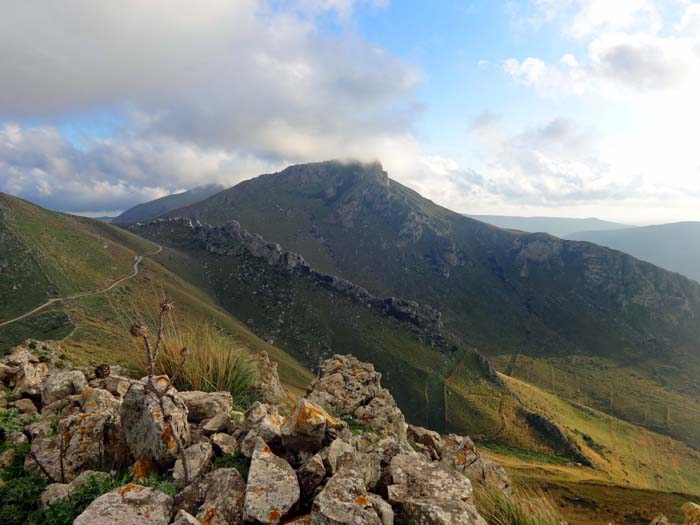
<box><xmin>0</xmin><ymin>245</ymin><xmax>162</xmax><ymax>328</ymax></box>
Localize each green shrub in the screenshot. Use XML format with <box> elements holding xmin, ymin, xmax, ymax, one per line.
<box><xmin>0</xmin><ymin>408</ymin><xmax>24</xmax><ymax>442</ymax></box>
<box><xmin>474</xmin><ymin>483</ymin><xmax>565</xmax><ymax>525</ymax></box>
<box><xmin>140</xmin><ymin>473</ymin><xmax>178</xmax><ymax>496</ymax></box>
<box><xmin>41</xmin><ymin>473</ymin><xmax>127</xmax><ymax>525</ymax></box>
<box><xmin>212</xmin><ymin>452</ymin><xmax>251</xmax><ymax>480</ymax></box>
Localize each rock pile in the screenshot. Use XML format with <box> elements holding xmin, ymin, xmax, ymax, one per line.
<box><xmin>1</xmin><ymin>342</ymin><xmax>510</xmax><ymax>524</ymax></box>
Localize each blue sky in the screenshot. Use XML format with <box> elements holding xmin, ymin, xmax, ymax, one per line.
<box><xmin>1</xmin><ymin>0</ymin><xmax>700</xmax><ymax>223</ymax></box>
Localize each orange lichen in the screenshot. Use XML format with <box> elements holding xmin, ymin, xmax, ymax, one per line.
<box><xmin>119</xmin><ymin>483</ymin><xmax>145</xmax><ymax>497</ymax></box>
<box><xmin>133</xmin><ymin>458</ymin><xmax>157</xmax><ymax>481</ymax></box>
<box><xmin>201</xmin><ymin>507</ymin><xmax>218</xmax><ymax>525</ymax></box>
<box><xmin>269</xmin><ymin>510</ymin><xmax>281</xmax><ymax>523</ymax></box>
<box><xmin>355</xmin><ymin>495</ymin><xmax>369</xmax><ymax>506</ymax></box>
<box><xmin>254</xmin><ymin>486</ymin><xmax>267</xmax><ymax>495</ymax></box>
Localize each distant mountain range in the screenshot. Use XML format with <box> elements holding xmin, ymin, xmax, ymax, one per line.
<box><xmin>567</xmin><ymin>222</ymin><xmax>700</xmax><ymax>282</ymax></box>
<box><xmin>468</xmin><ymin>215</ymin><xmax>627</xmax><ymax>238</ymax></box>
<box><xmin>112</xmin><ymin>184</ymin><xmax>225</xmax><ymax>223</ymax></box>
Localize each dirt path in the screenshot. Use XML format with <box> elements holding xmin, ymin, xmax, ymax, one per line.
<box><xmin>0</xmin><ymin>245</ymin><xmax>162</xmax><ymax>328</ymax></box>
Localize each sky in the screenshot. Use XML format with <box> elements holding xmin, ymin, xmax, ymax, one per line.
<box><xmin>1</xmin><ymin>0</ymin><xmax>700</xmax><ymax>224</ymax></box>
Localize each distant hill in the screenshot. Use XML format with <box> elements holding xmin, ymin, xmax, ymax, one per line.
<box><xmin>468</xmin><ymin>215</ymin><xmax>627</xmax><ymax>238</ymax></box>
<box><xmin>163</xmin><ymin>160</ymin><xmax>700</xmax><ymax>450</ymax></box>
<box><xmin>113</xmin><ymin>184</ymin><xmax>225</xmax><ymax>224</ymax></box>
<box><xmin>0</xmin><ymin>192</ymin><xmax>311</xmax><ymax>392</ymax></box>
<box><xmin>567</xmin><ymin>222</ymin><xmax>700</xmax><ymax>282</ymax></box>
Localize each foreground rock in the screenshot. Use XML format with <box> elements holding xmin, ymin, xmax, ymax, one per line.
<box><xmin>120</xmin><ymin>381</ymin><xmax>191</xmax><ymax>465</ymax></box>
<box><xmin>179</xmin><ymin>391</ymin><xmax>233</xmax><ymax>423</ymax></box>
<box><xmin>281</xmin><ymin>398</ymin><xmax>340</xmax><ymax>454</ymax></box>
<box><xmin>74</xmin><ymin>484</ymin><xmax>173</xmax><ymax>525</ymax></box>
<box><xmin>174</xmin><ymin>468</ymin><xmax>246</xmax><ymax>525</ymax></box>
<box><xmin>311</xmin><ymin>465</ymin><xmax>385</xmax><ymax>525</ymax></box>
<box><xmin>306</xmin><ymin>354</ymin><xmax>407</xmax><ymax>441</ymax></box>
<box><xmin>388</xmin><ymin>453</ymin><xmax>487</xmax><ymax>525</ymax></box>
<box><xmin>244</xmin><ymin>440</ymin><xmax>300</xmax><ymax>524</ymax></box>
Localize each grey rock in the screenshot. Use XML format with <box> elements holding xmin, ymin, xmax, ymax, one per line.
<box><xmin>244</xmin><ymin>439</ymin><xmax>300</xmax><ymax>524</ymax></box>
<box><xmin>41</xmin><ymin>370</ymin><xmax>87</xmax><ymax>406</ymax></box>
<box><xmin>297</xmin><ymin>453</ymin><xmax>326</xmax><ymax>500</ymax></box>
<box><xmin>202</xmin><ymin>412</ymin><xmax>234</xmax><ymax>435</ymax></box>
<box><xmin>282</xmin><ymin>399</ymin><xmax>340</xmax><ymax>454</ymax></box>
<box><xmin>238</xmin><ymin>402</ymin><xmax>283</xmax><ymax>457</ymax></box>
<box><xmin>174</xmin><ymin>468</ymin><xmax>246</xmax><ymax>525</ymax></box>
<box><xmin>441</xmin><ymin>434</ymin><xmax>510</xmax><ymax>493</ymax></box>
<box><xmin>388</xmin><ymin>454</ymin><xmax>487</xmax><ymax>525</ymax></box>
<box><xmin>120</xmin><ymin>382</ymin><xmax>191</xmax><ymax>465</ymax></box>
<box><xmin>407</xmin><ymin>424</ymin><xmax>442</xmax><ymax>461</ymax></box>
<box><xmin>311</xmin><ymin>466</ymin><xmax>383</xmax><ymax>525</ymax></box>
<box><xmin>256</xmin><ymin>351</ymin><xmax>286</xmax><ymax>405</ymax></box>
<box><xmin>3</xmin><ymin>346</ymin><xmax>49</xmax><ymax>397</ymax></box>
<box><xmin>79</xmin><ymin>387</ymin><xmax>121</xmax><ymax>415</ymax></box>
<box><xmin>306</xmin><ymin>355</ymin><xmax>407</xmax><ymax>442</ymax></box>
<box><xmin>73</xmin><ymin>484</ymin><xmax>173</xmax><ymax>525</ymax></box>
<box><xmin>211</xmin><ymin>433</ymin><xmax>238</xmax><ymax>455</ymax></box>
<box><xmin>179</xmin><ymin>391</ymin><xmax>233</xmax><ymax>423</ymax></box>
<box><xmin>173</xmin><ymin>442</ymin><xmax>214</xmax><ymax>484</ymax></box>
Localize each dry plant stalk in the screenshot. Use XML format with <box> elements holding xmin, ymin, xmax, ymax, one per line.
<box><xmin>130</xmin><ymin>297</ymin><xmax>191</xmax><ymax>484</ymax></box>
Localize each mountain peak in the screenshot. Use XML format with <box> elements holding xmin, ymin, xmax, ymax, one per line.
<box><xmin>276</xmin><ymin>159</ymin><xmax>389</xmax><ymax>190</ymax></box>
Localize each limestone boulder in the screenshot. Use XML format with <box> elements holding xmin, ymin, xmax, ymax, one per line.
<box><xmin>238</xmin><ymin>402</ymin><xmax>283</xmax><ymax>457</ymax></box>
<box><xmin>41</xmin><ymin>370</ymin><xmax>88</xmax><ymax>406</ymax></box>
<box><xmin>306</xmin><ymin>355</ymin><xmax>407</xmax><ymax>441</ymax></box>
<box><xmin>256</xmin><ymin>351</ymin><xmax>287</xmax><ymax>405</ymax></box>
<box><xmin>281</xmin><ymin>399</ymin><xmax>340</xmax><ymax>454</ymax></box>
<box><xmin>120</xmin><ymin>382</ymin><xmax>191</xmax><ymax>465</ymax></box>
<box><xmin>311</xmin><ymin>465</ymin><xmax>383</xmax><ymax>525</ymax></box>
<box><xmin>173</xmin><ymin>442</ymin><xmax>214</xmax><ymax>485</ymax></box>
<box><xmin>407</xmin><ymin>424</ymin><xmax>442</xmax><ymax>461</ymax></box>
<box><xmin>73</xmin><ymin>484</ymin><xmax>173</xmax><ymax>525</ymax></box>
<box><xmin>211</xmin><ymin>433</ymin><xmax>238</xmax><ymax>455</ymax></box>
<box><xmin>201</xmin><ymin>412</ymin><xmax>234</xmax><ymax>435</ymax></box>
<box><xmin>40</xmin><ymin>470</ymin><xmax>111</xmax><ymax>508</ymax></box>
<box><xmin>441</xmin><ymin>434</ymin><xmax>510</xmax><ymax>493</ymax></box>
<box><xmin>3</xmin><ymin>346</ymin><xmax>49</xmax><ymax>397</ymax></box>
<box><xmin>296</xmin><ymin>453</ymin><xmax>326</xmax><ymax>501</ymax></box>
<box><xmin>172</xmin><ymin>510</ymin><xmax>202</xmax><ymax>525</ymax></box>
<box><xmin>243</xmin><ymin>439</ymin><xmax>300</xmax><ymax>524</ymax></box>
<box><xmin>179</xmin><ymin>391</ymin><xmax>233</xmax><ymax>423</ymax></box>
<box><xmin>388</xmin><ymin>453</ymin><xmax>487</xmax><ymax>525</ymax></box>
<box><xmin>27</xmin><ymin>411</ymin><xmax>121</xmax><ymax>482</ymax></box>
<box><xmin>174</xmin><ymin>468</ymin><xmax>247</xmax><ymax>525</ymax></box>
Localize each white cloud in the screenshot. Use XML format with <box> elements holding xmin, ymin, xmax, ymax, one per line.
<box><xmin>0</xmin><ymin>0</ymin><xmax>424</xmax><ymax>212</ymax></box>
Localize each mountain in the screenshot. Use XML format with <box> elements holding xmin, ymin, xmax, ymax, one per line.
<box><xmin>112</xmin><ymin>184</ymin><xmax>225</xmax><ymax>224</ymax></box>
<box><xmin>164</xmin><ymin>160</ymin><xmax>700</xmax><ymax>449</ymax></box>
<box><xmin>130</xmin><ymin>215</ymin><xmax>700</xmax><ymax>496</ymax></box>
<box><xmin>567</xmin><ymin>222</ymin><xmax>700</xmax><ymax>282</ymax></box>
<box><xmin>468</xmin><ymin>215</ymin><xmax>627</xmax><ymax>238</ymax></box>
<box><xmin>0</xmin><ymin>192</ymin><xmax>311</xmax><ymax>393</ymax></box>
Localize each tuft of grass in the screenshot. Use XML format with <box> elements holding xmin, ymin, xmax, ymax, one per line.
<box><xmin>155</xmin><ymin>319</ymin><xmax>259</xmax><ymax>406</ymax></box>
<box><xmin>212</xmin><ymin>452</ymin><xmax>251</xmax><ymax>480</ymax></box>
<box><xmin>474</xmin><ymin>483</ymin><xmax>565</xmax><ymax>525</ymax></box>
<box><xmin>0</xmin><ymin>409</ymin><xmax>24</xmax><ymax>442</ymax></box>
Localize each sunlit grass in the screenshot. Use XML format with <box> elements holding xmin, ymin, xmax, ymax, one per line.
<box><xmin>474</xmin><ymin>483</ymin><xmax>565</xmax><ymax>525</ymax></box>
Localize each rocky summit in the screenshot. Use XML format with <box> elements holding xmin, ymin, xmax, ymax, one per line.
<box><xmin>0</xmin><ymin>340</ymin><xmax>510</xmax><ymax>525</ymax></box>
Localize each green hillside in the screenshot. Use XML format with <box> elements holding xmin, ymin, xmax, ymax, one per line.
<box><xmin>164</xmin><ymin>160</ymin><xmax>700</xmax><ymax>449</ymax></box>
<box><xmin>0</xmin><ymin>193</ymin><xmax>312</xmax><ymax>394</ymax></box>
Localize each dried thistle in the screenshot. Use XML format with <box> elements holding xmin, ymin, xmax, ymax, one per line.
<box><xmin>130</xmin><ymin>323</ymin><xmax>147</xmax><ymax>338</ymax></box>
<box><xmin>160</xmin><ymin>297</ymin><xmax>175</xmax><ymax>312</ymax></box>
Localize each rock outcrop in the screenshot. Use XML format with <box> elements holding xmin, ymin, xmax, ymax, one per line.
<box><xmin>130</xmin><ymin>218</ymin><xmax>447</xmax><ymax>347</ymax></box>
<box><xmin>1</xmin><ymin>342</ymin><xmax>511</xmax><ymax>525</ymax></box>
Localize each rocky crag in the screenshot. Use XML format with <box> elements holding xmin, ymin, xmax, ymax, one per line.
<box><xmin>0</xmin><ymin>341</ymin><xmax>510</xmax><ymax>525</ymax></box>
<box><xmin>130</xmin><ymin>218</ymin><xmax>447</xmax><ymax>348</ymax></box>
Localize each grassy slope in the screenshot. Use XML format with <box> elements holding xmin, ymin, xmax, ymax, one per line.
<box><xmin>0</xmin><ymin>193</ymin><xmax>312</xmax><ymax>395</ymax></box>
<box><xmin>166</xmin><ymin>161</ymin><xmax>700</xmax><ymax>450</ymax></box>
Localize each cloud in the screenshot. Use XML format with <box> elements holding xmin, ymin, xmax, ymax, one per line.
<box><xmin>462</xmin><ymin>113</ymin><xmax>642</xmax><ymax>206</ymax></box>
<box><xmin>505</xmin><ymin>3</ymin><xmax>700</xmax><ymax>95</ymax></box>
<box><xmin>0</xmin><ymin>0</ymin><xmax>423</xmax><ymax>212</ymax></box>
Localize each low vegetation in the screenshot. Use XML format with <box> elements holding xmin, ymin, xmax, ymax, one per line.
<box><xmin>473</xmin><ymin>483</ymin><xmax>565</xmax><ymax>525</ymax></box>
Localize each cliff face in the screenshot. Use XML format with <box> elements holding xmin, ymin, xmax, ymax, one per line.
<box><xmin>132</xmin><ymin>218</ymin><xmax>447</xmax><ymax>347</ymax></box>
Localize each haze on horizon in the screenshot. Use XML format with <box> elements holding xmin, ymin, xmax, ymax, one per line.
<box><xmin>1</xmin><ymin>0</ymin><xmax>700</xmax><ymax>225</ymax></box>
